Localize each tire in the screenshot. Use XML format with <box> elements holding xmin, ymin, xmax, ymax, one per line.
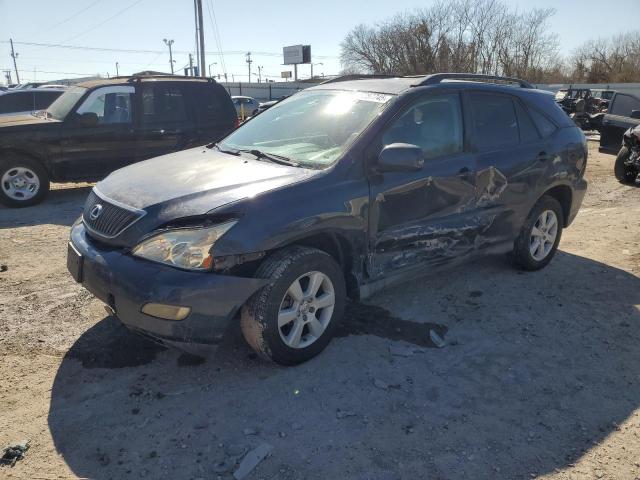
<box><xmin>510</xmin><ymin>195</ymin><xmax>564</xmax><ymax>271</ymax></box>
<box><xmin>614</xmin><ymin>147</ymin><xmax>636</xmax><ymax>184</ymax></box>
<box><xmin>0</xmin><ymin>156</ymin><xmax>50</xmax><ymax>207</ymax></box>
<box><xmin>241</xmin><ymin>246</ymin><xmax>346</xmax><ymax>365</ymax></box>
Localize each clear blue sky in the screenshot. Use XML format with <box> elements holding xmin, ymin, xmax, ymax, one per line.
<box><xmin>1</xmin><ymin>0</ymin><xmax>638</xmax><ymax>84</ymax></box>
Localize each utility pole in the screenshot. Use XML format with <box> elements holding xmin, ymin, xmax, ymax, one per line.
<box><xmin>10</xmin><ymin>38</ymin><xmax>20</xmax><ymax>84</ymax></box>
<box><xmin>115</xmin><ymin>62</ymin><xmax>119</xmax><ymax>76</ymax></box>
<box><xmin>208</xmin><ymin>62</ymin><xmax>217</xmax><ymax>77</ymax></box>
<box><xmin>246</xmin><ymin>52</ymin><xmax>252</xmax><ymax>83</ymax></box>
<box><xmin>3</xmin><ymin>70</ymin><xmax>12</xmax><ymax>85</ymax></box>
<box><xmin>163</xmin><ymin>38</ymin><xmax>175</xmax><ymax>74</ymax></box>
<box><xmin>196</xmin><ymin>0</ymin><xmax>206</xmax><ymax>77</ymax></box>
<box><xmin>257</xmin><ymin>66</ymin><xmax>263</xmax><ymax>83</ymax></box>
<box><xmin>189</xmin><ymin>53</ymin><xmax>194</xmax><ymax>76</ymax></box>
<box><xmin>193</xmin><ymin>0</ymin><xmax>200</xmax><ymax>74</ymax></box>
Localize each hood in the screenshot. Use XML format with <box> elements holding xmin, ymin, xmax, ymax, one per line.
<box><xmin>96</xmin><ymin>146</ymin><xmax>320</xmax><ymax>218</ymax></box>
<box><xmin>0</xmin><ymin>114</ymin><xmax>60</xmax><ymax>130</ymax></box>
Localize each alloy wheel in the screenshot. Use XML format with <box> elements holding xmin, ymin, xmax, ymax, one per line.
<box><xmin>1</xmin><ymin>167</ymin><xmax>40</xmax><ymax>201</ymax></box>
<box><xmin>529</xmin><ymin>209</ymin><xmax>558</xmax><ymax>261</ymax></box>
<box><xmin>278</xmin><ymin>271</ymin><xmax>335</xmax><ymax>349</ymax></box>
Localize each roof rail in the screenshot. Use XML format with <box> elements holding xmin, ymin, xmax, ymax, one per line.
<box><xmin>414</xmin><ymin>73</ymin><xmax>533</xmax><ymax>89</ymax></box>
<box><xmin>320</xmin><ymin>74</ymin><xmax>397</xmax><ymax>84</ymax></box>
<box><xmin>117</xmin><ymin>73</ymin><xmax>216</xmax><ymax>83</ymax></box>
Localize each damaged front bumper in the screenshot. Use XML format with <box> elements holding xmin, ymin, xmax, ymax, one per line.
<box><xmin>68</xmin><ymin>223</ymin><xmax>269</xmax><ymax>350</ymax></box>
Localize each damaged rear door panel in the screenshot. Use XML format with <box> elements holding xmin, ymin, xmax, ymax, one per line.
<box><xmin>468</xmin><ymin>92</ymin><xmax>553</xmax><ymax>249</ymax></box>
<box><xmin>367</xmin><ymin>91</ymin><xmax>482</xmax><ymax>278</ymax></box>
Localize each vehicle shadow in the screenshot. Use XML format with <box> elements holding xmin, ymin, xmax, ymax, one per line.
<box><xmin>47</xmin><ymin>251</ymin><xmax>640</xmax><ymax>479</ymax></box>
<box><xmin>0</xmin><ymin>185</ymin><xmax>90</xmax><ymax>229</ymax></box>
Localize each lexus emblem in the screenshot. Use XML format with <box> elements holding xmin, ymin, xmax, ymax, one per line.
<box><xmin>89</xmin><ymin>204</ymin><xmax>103</xmax><ymax>221</ymax></box>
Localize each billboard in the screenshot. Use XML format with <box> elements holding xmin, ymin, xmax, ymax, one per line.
<box><xmin>283</xmin><ymin>45</ymin><xmax>311</xmax><ymax>65</ymax></box>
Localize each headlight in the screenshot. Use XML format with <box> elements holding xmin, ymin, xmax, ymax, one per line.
<box><xmin>132</xmin><ymin>221</ymin><xmax>237</xmax><ymax>271</ymax></box>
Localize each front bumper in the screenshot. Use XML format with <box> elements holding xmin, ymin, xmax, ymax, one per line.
<box><xmin>68</xmin><ymin>223</ymin><xmax>269</xmax><ymax>347</ymax></box>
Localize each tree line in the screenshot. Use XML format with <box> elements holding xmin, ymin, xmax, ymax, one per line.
<box><xmin>340</xmin><ymin>0</ymin><xmax>640</xmax><ymax>84</ymax></box>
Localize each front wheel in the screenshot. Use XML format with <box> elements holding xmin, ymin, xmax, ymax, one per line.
<box><xmin>510</xmin><ymin>195</ymin><xmax>563</xmax><ymax>271</ymax></box>
<box><xmin>241</xmin><ymin>246</ymin><xmax>346</xmax><ymax>365</ymax></box>
<box><xmin>0</xmin><ymin>157</ymin><xmax>50</xmax><ymax>207</ymax></box>
<box><xmin>614</xmin><ymin>147</ymin><xmax>636</xmax><ymax>184</ymax></box>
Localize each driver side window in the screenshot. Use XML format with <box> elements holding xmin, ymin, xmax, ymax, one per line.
<box><xmin>76</xmin><ymin>86</ymin><xmax>134</xmax><ymax>125</ymax></box>
<box><xmin>382</xmin><ymin>93</ymin><xmax>464</xmax><ymax>160</ymax></box>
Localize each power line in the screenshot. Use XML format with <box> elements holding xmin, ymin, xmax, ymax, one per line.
<box><xmin>206</xmin><ymin>0</ymin><xmax>227</xmax><ymax>75</ymax></box>
<box><xmin>1</xmin><ymin>40</ymin><xmax>340</xmax><ymax>59</ymax></box>
<box><xmin>37</xmin><ymin>0</ymin><xmax>102</xmax><ymax>35</ymax></box>
<box><xmin>61</xmin><ymin>0</ymin><xmax>146</xmax><ymax>44</ymax></box>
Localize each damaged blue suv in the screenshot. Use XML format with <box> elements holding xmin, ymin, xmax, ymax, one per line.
<box><xmin>68</xmin><ymin>73</ymin><xmax>587</xmax><ymax>365</ymax></box>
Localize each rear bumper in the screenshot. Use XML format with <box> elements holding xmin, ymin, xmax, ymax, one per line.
<box><xmin>68</xmin><ymin>223</ymin><xmax>268</xmax><ymax>346</ymax></box>
<box><xmin>567</xmin><ymin>178</ymin><xmax>588</xmax><ymax>226</ymax></box>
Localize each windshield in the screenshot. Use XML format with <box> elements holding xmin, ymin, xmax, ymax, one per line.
<box><xmin>219</xmin><ymin>90</ymin><xmax>393</xmax><ymax>168</ymax></box>
<box><xmin>46</xmin><ymin>86</ymin><xmax>87</xmax><ymax>120</ymax></box>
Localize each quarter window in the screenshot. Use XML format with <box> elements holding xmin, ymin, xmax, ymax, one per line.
<box><xmin>514</xmin><ymin>101</ymin><xmax>540</xmax><ymax>143</ymax></box>
<box><xmin>528</xmin><ymin>108</ymin><xmax>557</xmax><ymax>138</ymax></box>
<box><xmin>382</xmin><ymin>93</ymin><xmax>464</xmax><ymax>160</ymax></box>
<box><xmin>470</xmin><ymin>93</ymin><xmax>519</xmax><ymax>151</ymax></box>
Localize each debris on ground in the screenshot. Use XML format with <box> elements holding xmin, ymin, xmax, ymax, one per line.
<box><xmin>233</xmin><ymin>443</ymin><xmax>273</xmax><ymax>480</ymax></box>
<box><xmin>389</xmin><ymin>344</ymin><xmax>426</xmax><ymax>357</ymax></box>
<box><xmin>336</xmin><ymin>409</ymin><xmax>357</xmax><ymax>419</ymax></box>
<box><xmin>430</xmin><ymin>330</ymin><xmax>446</xmax><ymax>348</ymax></box>
<box><xmin>0</xmin><ymin>265</ymin><xmax>7</xmax><ymax>273</ymax></box>
<box><xmin>1</xmin><ymin>440</ymin><xmax>30</xmax><ymax>467</ymax></box>
<box><xmin>372</xmin><ymin>378</ymin><xmax>402</xmax><ymax>391</ymax></box>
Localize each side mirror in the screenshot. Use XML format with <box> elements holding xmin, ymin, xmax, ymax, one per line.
<box><xmin>630</xmin><ymin>110</ymin><xmax>640</xmax><ymax>120</ymax></box>
<box><xmin>76</xmin><ymin>112</ymin><xmax>98</xmax><ymax>127</ymax></box>
<box><xmin>377</xmin><ymin>143</ymin><xmax>424</xmax><ymax>172</ymax></box>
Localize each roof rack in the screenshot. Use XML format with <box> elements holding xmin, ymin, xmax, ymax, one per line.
<box><xmin>414</xmin><ymin>73</ymin><xmax>533</xmax><ymax>89</ymax></box>
<box><xmin>319</xmin><ymin>74</ymin><xmax>397</xmax><ymax>84</ymax></box>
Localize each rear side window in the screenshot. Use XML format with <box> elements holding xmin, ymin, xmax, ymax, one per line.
<box><xmin>383</xmin><ymin>93</ymin><xmax>464</xmax><ymax>160</ymax></box>
<box><xmin>191</xmin><ymin>84</ymin><xmax>223</xmax><ymax>121</ymax></box>
<box><xmin>142</xmin><ymin>84</ymin><xmax>188</xmax><ymax>123</ymax></box>
<box><xmin>0</xmin><ymin>92</ymin><xmax>33</xmax><ymax>113</ymax></box>
<box><xmin>514</xmin><ymin>101</ymin><xmax>540</xmax><ymax>143</ymax></box>
<box><xmin>528</xmin><ymin>108</ymin><xmax>557</xmax><ymax>138</ymax></box>
<box><xmin>469</xmin><ymin>93</ymin><xmax>519</xmax><ymax>151</ymax></box>
<box><xmin>610</xmin><ymin>93</ymin><xmax>640</xmax><ymax>117</ymax></box>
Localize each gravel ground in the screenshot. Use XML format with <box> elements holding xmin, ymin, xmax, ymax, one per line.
<box><xmin>0</xmin><ymin>142</ymin><xmax>639</xmax><ymax>480</ymax></box>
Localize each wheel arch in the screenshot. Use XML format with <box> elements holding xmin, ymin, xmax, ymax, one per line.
<box><xmin>0</xmin><ymin>148</ymin><xmax>51</xmax><ymax>175</ymax></box>
<box><xmin>540</xmin><ymin>184</ymin><xmax>572</xmax><ymax>227</ymax></box>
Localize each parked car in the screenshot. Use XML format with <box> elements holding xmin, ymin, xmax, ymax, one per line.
<box><xmin>599</xmin><ymin>92</ymin><xmax>640</xmax><ymax>154</ymax></box>
<box><xmin>614</xmin><ymin>124</ymin><xmax>640</xmax><ymax>184</ymax></box>
<box><xmin>0</xmin><ymin>74</ymin><xmax>237</xmax><ymax>207</ymax></box>
<box><xmin>591</xmin><ymin>89</ymin><xmax>616</xmax><ymax>111</ymax></box>
<box><xmin>68</xmin><ymin>73</ymin><xmax>587</xmax><ymax>365</ymax></box>
<box><xmin>0</xmin><ymin>88</ymin><xmax>65</xmax><ymax>118</ymax></box>
<box><xmin>231</xmin><ymin>96</ymin><xmax>260</xmax><ymax>119</ymax></box>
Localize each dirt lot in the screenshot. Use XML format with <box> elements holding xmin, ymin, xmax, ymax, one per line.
<box><xmin>1</xmin><ymin>142</ymin><xmax>639</xmax><ymax>480</ymax></box>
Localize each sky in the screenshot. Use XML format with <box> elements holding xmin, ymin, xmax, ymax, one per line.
<box><xmin>1</xmin><ymin>0</ymin><xmax>638</xmax><ymax>85</ymax></box>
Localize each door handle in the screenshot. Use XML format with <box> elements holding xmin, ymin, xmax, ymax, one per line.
<box><xmin>537</xmin><ymin>151</ymin><xmax>550</xmax><ymax>162</ymax></box>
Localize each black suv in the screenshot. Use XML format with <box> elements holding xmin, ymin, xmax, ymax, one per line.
<box><xmin>599</xmin><ymin>91</ymin><xmax>640</xmax><ymax>154</ymax></box>
<box><xmin>68</xmin><ymin>73</ymin><xmax>588</xmax><ymax>365</ymax></box>
<box><xmin>0</xmin><ymin>75</ymin><xmax>237</xmax><ymax>207</ymax></box>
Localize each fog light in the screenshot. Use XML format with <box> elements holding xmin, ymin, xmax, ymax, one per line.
<box><xmin>141</xmin><ymin>303</ymin><xmax>191</xmax><ymax>321</ymax></box>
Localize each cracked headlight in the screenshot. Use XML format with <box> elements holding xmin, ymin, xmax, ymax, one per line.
<box><xmin>132</xmin><ymin>221</ymin><xmax>237</xmax><ymax>271</ymax></box>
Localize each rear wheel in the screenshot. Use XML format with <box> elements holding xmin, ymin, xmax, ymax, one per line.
<box><xmin>241</xmin><ymin>246</ymin><xmax>346</xmax><ymax>365</ymax></box>
<box><xmin>614</xmin><ymin>147</ymin><xmax>636</xmax><ymax>184</ymax></box>
<box><xmin>0</xmin><ymin>156</ymin><xmax>50</xmax><ymax>207</ymax></box>
<box><xmin>510</xmin><ymin>195</ymin><xmax>563</xmax><ymax>271</ymax></box>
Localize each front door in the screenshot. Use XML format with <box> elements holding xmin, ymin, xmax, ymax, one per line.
<box><xmin>368</xmin><ymin>91</ymin><xmax>479</xmax><ymax>278</ymax></box>
<box><xmin>60</xmin><ymin>85</ymin><xmax>137</xmax><ymax>180</ymax></box>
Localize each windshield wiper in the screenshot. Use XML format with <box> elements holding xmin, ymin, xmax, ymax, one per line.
<box><xmin>240</xmin><ymin>149</ymin><xmax>300</xmax><ymax>167</ymax></box>
<box><xmin>209</xmin><ymin>143</ymin><xmax>241</xmax><ymax>156</ymax></box>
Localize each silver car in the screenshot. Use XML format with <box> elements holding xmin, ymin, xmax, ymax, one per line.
<box><xmin>231</xmin><ymin>96</ymin><xmax>260</xmax><ymax>119</ymax></box>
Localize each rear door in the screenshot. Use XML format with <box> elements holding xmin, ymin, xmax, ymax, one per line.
<box><xmin>368</xmin><ymin>90</ymin><xmax>479</xmax><ymax>277</ymax></box>
<box><xmin>188</xmin><ymin>83</ymin><xmax>236</xmax><ymax>143</ymax></box>
<box><xmin>600</xmin><ymin>93</ymin><xmax>640</xmax><ymax>153</ymax></box>
<box><xmin>136</xmin><ymin>82</ymin><xmax>200</xmax><ymax>160</ymax></box>
<box><xmin>467</xmin><ymin>91</ymin><xmax>551</xmax><ymax>246</ymax></box>
<box><xmin>59</xmin><ymin>85</ymin><xmax>137</xmax><ymax>179</ymax></box>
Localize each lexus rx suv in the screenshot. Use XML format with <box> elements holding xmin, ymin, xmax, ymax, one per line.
<box><xmin>67</xmin><ymin>73</ymin><xmax>588</xmax><ymax>365</ymax></box>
